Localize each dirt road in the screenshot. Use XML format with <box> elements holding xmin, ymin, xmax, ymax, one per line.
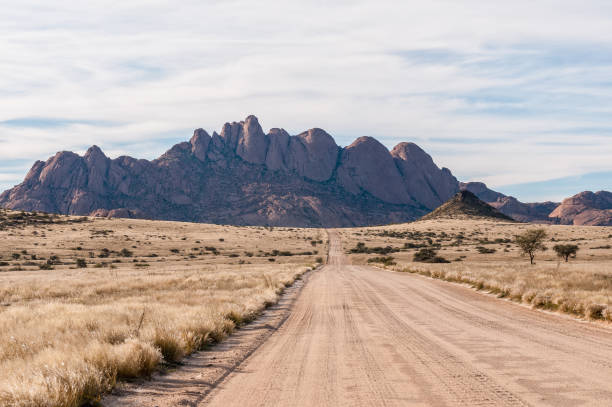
<box><xmin>203</xmin><ymin>231</ymin><xmax>612</xmax><ymax>406</ymax></box>
<box><xmin>110</xmin><ymin>231</ymin><xmax>612</xmax><ymax>406</ymax></box>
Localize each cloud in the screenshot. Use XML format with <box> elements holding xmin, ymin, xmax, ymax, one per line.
<box><xmin>0</xmin><ymin>117</ymin><xmax>118</xmax><ymax>128</ymax></box>
<box><xmin>1</xmin><ymin>0</ymin><xmax>612</xmax><ymax>200</ymax></box>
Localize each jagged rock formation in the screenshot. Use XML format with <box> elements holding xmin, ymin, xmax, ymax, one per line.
<box><xmin>549</xmin><ymin>191</ymin><xmax>612</xmax><ymax>226</ymax></box>
<box><xmin>420</xmin><ymin>191</ymin><xmax>514</xmax><ymax>221</ymax></box>
<box><xmin>0</xmin><ymin>115</ymin><xmax>460</xmax><ymax>227</ymax></box>
<box><xmin>460</xmin><ymin>182</ymin><xmax>559</xmax><ymax>223</ymax></box>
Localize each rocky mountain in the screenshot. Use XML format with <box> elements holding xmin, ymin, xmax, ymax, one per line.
<box><xmin>0</xmin><ymin>115</ymin><xmax>460</xmax><ymax>227</ymax></box>
<box><xmin>549</xmin><ymin>191</ymin><xmax>612</xmax><ymax>226</ymax></box>
<box><xmin>420</xmin><ymin>190</ymin><xmax>514</xmax><ymax>221</ymax></box>
<box><xmin>460</xmin><ymin>182</ymin><xmax>612</xmax><ymax>226</ymax></box>
<box><xmin>460</xmin><ymin>182</ymin><xmax>559</xmax><ymax>223</ymax></box>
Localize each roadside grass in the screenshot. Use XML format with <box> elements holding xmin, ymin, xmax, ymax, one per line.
<box><xmin>399</xmin><ymin>261</ymin><xmax>612</xmax><ymax>321</ymax></box>
<box><xmin>342</xmin><ymin>219</ymin><xmax>612</xmax><ymax>322</ymax></box>
<box><xmin>0</xmin><ymin>215</ymin><xmax>324</xmax><ymax>407</ymax></box>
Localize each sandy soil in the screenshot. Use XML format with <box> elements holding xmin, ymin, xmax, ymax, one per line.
<box><xmin>107</xmin><ymin>231</ymin><xmax>612</xmax><ymax>406</ymax></box>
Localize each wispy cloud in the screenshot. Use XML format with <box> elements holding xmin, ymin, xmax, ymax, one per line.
<box><xmin>0</xmin><ymin>117</ymin><xmax>118</xmax><ymax>128</ymax></box>
<box><xmin>1</xmin><ymin>0</ymin><xmax>612</xmax><ymax>200</ymax></box>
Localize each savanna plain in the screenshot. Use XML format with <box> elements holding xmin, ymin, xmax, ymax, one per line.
<box><xmin>341</xmin><ymin>218</ymin><xmax>612</xmax><ymax>320</ymax></box>
<box><xmin>2</xmin><ymin>209</ymin><xmax>612</xmax><ymax>406</ymax></box>
<box><xmin>0</xmin><ymin>208</ymin><xmax>324</xmax><ymax>406</ymax></box>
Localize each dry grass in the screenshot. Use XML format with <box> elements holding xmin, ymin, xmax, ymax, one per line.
<box><xmin>341</xmin><ymin>219</ymin><xmax>612</xmax><ymax>321</ymax></box>
<box><xmin>0</xmin><ymin>211</ymin><xmax>325</xmax><ymax>406</ymax></box>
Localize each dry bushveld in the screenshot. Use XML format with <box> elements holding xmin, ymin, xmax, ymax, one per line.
<box><xmin>341</xmin><ymin>219</ymin><xmax>612</xmax><ymax>321</ymax></box>
<box><xmin>0</xmin><ymin>209</ymin><xmax>324</xmax><ymax>407</ymax></box>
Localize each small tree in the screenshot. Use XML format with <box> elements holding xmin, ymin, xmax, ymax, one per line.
<box><xmin>515</xmin><ymin>228</ymin><xmax>547</xmax><ymax>264</ymax></box>
<box><xmin>553</xmin><ymin>244</ymin><xmax>579</xmax><ymax>262</ymax></box>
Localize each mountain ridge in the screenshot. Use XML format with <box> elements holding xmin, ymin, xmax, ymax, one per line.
<box><xmin>2</xmin><ymin>116</ymin><xmax>610</xmax><ymax>227</ymax></box>
<box><xmin>0</xmin><ymin>115</ymin><xmax>459</xmax><ymax>227</ymax></box>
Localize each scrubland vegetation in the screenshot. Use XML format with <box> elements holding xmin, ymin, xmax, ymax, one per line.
<box><xmin>342</xmin><ymin>219</ymin><xmax>612</xmax><ymax>322</ymax></box>
<box><xmin>0</xmin><ymin>209</ymin><xmax>324</xmax><ymax>407</ymax></box>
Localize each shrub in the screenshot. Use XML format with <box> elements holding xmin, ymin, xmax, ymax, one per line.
<box><xmin>48</xmin><ymin>255</ymin><xmax>61</xmax><ymax>265</ymax></box>
<box><xmin>413</xmin><ymin>249</ymin><xmax>450</xmax><ymax>263</ymax></box>
<box><xmin>75</xmin><ymin>258</ymin><xmax>87</xmax><ymax>268</ymax></box>
<box><xmin>315</xmin><ymin>257</ymin><xmax>323</xmax><ymax>263</ymax></box>
<box><xmin>586</xmin><ymin>304</ymin><xmax>606</xmax><ymax>320</ymax></box>
<box><xmin>367</xmin><ymin>256</ymin><xmax>396</xmax><ymax>266</ymax></box>
<box><xmin>154</xmin><ymin>330</ymin><xmax>186</xmax><ymax>363</ymax></box>
<box><xmin>476</xmin><ymin>246</ymin><xmax>496</xmax><ymax>254</ymax></box>
<box><xmin>117</xmin><ymin>248</ymin><xmax>133</xmax><ymax>257</ymax></box>
<box><xmin>349</xmin><ymin>242</ymin><xmax>399</xmax><ymax>254</ymax></box>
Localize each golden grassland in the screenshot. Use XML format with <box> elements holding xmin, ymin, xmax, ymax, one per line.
<box><xmin>0</xmin><ymin>210</ymin><xmax>325</xmax><ymax>407</ymax></box>
<box><xmin>340</xmin><ymin>218</ymin><xmax>612</xmax><ymax>321</ymax></box>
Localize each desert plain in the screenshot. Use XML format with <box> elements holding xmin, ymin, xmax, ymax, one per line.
<box><xmin>2</xmin><ymin>209</ymin><xmax>612</xmax><ymax>406</ymax></box>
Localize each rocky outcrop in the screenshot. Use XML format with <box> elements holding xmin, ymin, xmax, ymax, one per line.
<box><xmin>549</xmin><ymin>191</ymin><xmax>612</xmax><ymax>226</ymax></box>
<box><xmin>392</xmin><ymin>142</ymin><xmax>459</xmax><ymax>209</ymax></box>
<box><xmin>0</xmin><ymin>115</ymin><xmax>461</xmax><ymax>227</ymax></box>
<box><xmin>337</xmin><ymin>137</ymin><xmax>412</xmax><ymax>204</ymax></box>
<box><xmin>288</xmin><ymin>128</ymin><xmax>339</xmax><ymax>182</ymax></box>
<box><xmin>236</xmin><ymin>115</ymin><xmax>269</xmax><ymax>165</ymax></box>
<box><xmin>190</xmin><ymin>129</ymin><xmax>211</xmax><ymax>162</ymax></box>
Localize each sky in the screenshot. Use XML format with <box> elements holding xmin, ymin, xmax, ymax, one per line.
<box><xmin>1</xmin><ymin>0</ymin><xmax>612</xmax><ymax>202</ymax></box>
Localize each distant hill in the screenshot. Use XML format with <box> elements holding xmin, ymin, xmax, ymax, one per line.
<box><xmin>420</xmin><ymin>190</ymin><xmax>514</xmax><ymax>221</ymax></box>
<box><xmin>460</xmin><ymin>182</ymin><xmax>558</xmax><ymax>223</ymax></box>
<box><xmin>549</xmin><ymin>191</ymin><xmax>612</xmax><ymax>226</ymax></box>
<box><xmin>0</xmin><ymin>115</ymin><xmax>459</xmax><ymax>227</ymax></box>
<box><xmin>460</xmin><ymin>182</ymin><xmax>611</xmax><ymax>226</ymax></box>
